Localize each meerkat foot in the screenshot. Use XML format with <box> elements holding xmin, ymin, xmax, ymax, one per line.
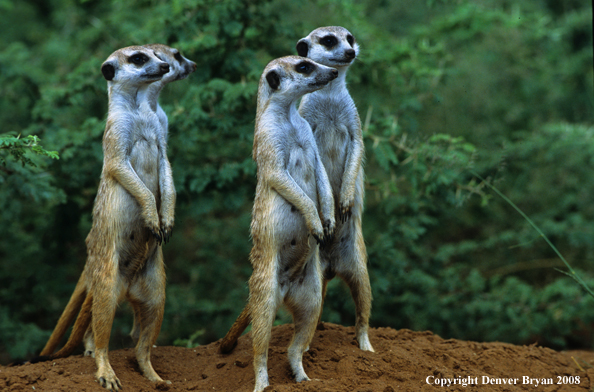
<box><xmin>97</xmin><ymin>370</ymin><xmax>122</xmax><ymax>391</ymax></box>
<box><xmin>358</xmin><ymin>333</ymin><xmax>375</xmax><ymax>352</ymax></box>
<box><xmin>253</xmin><ymin>373</ymin><xmax>269</xmax><ymax>392</ymax></box>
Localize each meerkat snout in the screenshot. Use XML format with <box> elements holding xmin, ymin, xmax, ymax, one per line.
<box><xmin>159</xmin><ymin>63</ymin><xmax>170</xmax><ymax>75</ymax></box>
<box><xmin>314</xmin><ymin>65</ymin><xmax>338</xmax><ymax>87</ymax></box>
<box><xmin>345</xmin><ymin>49</ymin><xmax>356</xmax><ymax>59</ymax></box>
<box><xmin>144</xmin><ymin>44</ymin><xmax>197</xmax><ymax>83</ymax></box>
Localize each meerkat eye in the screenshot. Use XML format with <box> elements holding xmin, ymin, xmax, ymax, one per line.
<box><xmin>174</xmin><ymin>51</ymin><xmax>183</xmax><ymax>62</ymax></box>
<box><xmin>320</xmin><ymin>35</ymin><xmax>338</xmax><ymax>48</ymax></box>
<box><xmin>295</xmin><ymin>61</ymin><xmax>314</xmax><ymax>74</ymax></box>
<box><xmin>346</xmin><ymin>34</ymin><xmax>355</xmax><ymax>46</ymax></box>
<box><xmin>129</xmin><ymin>53</ymin><xmax>148</xmax><ymax>65</ymax></box>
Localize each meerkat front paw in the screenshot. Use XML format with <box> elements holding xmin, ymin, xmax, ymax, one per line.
<box><xmin>142</xmin><ymin>207</ymin><xmax>162</xmax><ymax>244</ymax></box>
<box><xmin>338</xmin><ymin>199</ymin><xmax>354</xmax><ymax>223</ymax></box>
<box><xmin>309</xmin><ymin>219</ymin><xmax>326</xmax><ymax>247</ymax></box>
<box><xmin>158</xmin><ymin>210</ymin><xmax>174</xmax><ymax>245</ymax></box>
<box><xmin>160</xmin><ymin>224</ymin><xmax>173</xmax><ymax>245</ymax></box>
<box><xmin>322</xmin><ymin>218</ymin><xmax>335</xmax><ymax>244</ymax></box>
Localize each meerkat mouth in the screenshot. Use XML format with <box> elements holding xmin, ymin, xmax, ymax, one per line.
<box><xmin>144</xmin><ymin>72</ymin><xmax>167</xmax><ymax>79</ymax></box>
<box><xmin>175</xmin><ymin>73</ymin><xmax>191</xmax><ymax>81</ymax></box>
<box><xmin>329</xmin><ymin>58</ymin><xmax>354</xmax><ymax>65</ymax></box>
<box><xmin>309</xmin><ymin>81</ymin><xmax>331</xmax><ymax>87</ymax></box>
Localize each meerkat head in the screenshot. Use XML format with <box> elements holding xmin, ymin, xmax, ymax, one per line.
<box><xmin>143</xmin><ymin>44</ymin><xmax>197</xmax><ymax>84</ymax></box>
<box><xmin>100</xmin><ymin>45</ymin><xmax>170</xmax><ymax>84</ymax></box>
<box><xmin>259</xmin><ymin>56</ymin><xmax>338</xmax><ymax>104</ymax></box>
<box><xmin>296</xmin><ymin>26</ymin><xmax>359</xmax><ymax>68</ymax></box>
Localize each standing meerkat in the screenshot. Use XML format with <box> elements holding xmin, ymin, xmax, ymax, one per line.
<box><xmin>81</xmin><ymin>43</ymin><xmax>197</xmax><ymax>357</ymax></box>
<box><xmin>296</xmin><ymin>26</ymin><xmax>374</xmax><ymax>352</ymax></box>
<box><xmin>37</xmin><ymin>45</ymin><xmax>182</xmax><ymax>391</ymax></box>
<box><xmin>222</xmin><ymin>56</ymin><xmax>338</xmax><ymax>392</ymax></box>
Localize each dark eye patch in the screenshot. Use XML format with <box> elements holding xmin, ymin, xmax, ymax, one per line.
<box><xmin>295</xmin><ymin>61</ymin><xmax>314</xmax><ymax>74</ymax></box>
<box><xmin>128</xmin><ymin>53</ymin><xmax>149</xmax><ymax>65</ymax></box>
<box><xmin>346</xmin><ymin>34</ymin><xmax>355</xmax><ymax>46</ymax></box>
<box><xmin>320</xmin><ymin>35</ymin><xmax>338</xmax><ymax>48</ymax></box>
<box><xmin>174</xmin><ymin>51</ymin><xmax>183</xmax><ymax>62</ymax></box>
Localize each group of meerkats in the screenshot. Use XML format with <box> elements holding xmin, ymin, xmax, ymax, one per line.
<box><xmin>34</xmin><ymin>26</ymin><xmax>374</xmax><ymax>392</ymax></box>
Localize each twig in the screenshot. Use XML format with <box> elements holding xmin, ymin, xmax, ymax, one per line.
<box><xmin>571</xmin><ymin>356</ymin><xmax>585</xmax><ymax>372</ymax></box>
<box><xmin>472</xmin><ymin>171</ymin><xmax>594</xmax><ymax>299</ymax></box>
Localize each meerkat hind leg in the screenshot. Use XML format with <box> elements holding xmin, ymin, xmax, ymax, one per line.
<box><xmin>285</xmin><ymin>258</ymin><xmax>322</xmax><ymax>382</ymax></box>
<box><xmin>129</xmin><ymin>301</ymin><xmax>142</xmax><ymax>343</ymax></box>
<box><xmin>335</xmin><ymin>228</ymin><xmax>374</xmax><ymax>352</ymax></box>
<box><xmin>249</xmin><ymin>257</ymin><xmax>281</xmax><ymax>392</ymax></box>
<box><xmin>91</xmin><ymin>256</ymin><xmax>124</xmax><ymax>391</ymax></box>
<box><xmin>128</xmin><ymin>248</ymin><xmax>168</xmax><ymax>384</ymax></box>
<box><xmin>317</xmin><ymin>278</ymin><xmax>329</xmax><ymax>327</ymax></box>
<box><xmin>83</xmin><ymin>322</ymin><xmax>96</xmax><ymax>357</ymax></box>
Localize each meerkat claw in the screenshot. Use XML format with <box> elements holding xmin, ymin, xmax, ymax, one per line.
<box><xmin>312</xmin><ymin>233</ymin><xmax>322</xmax><ymax>245</ymax></box>
<box><xmin>150</xmin><ymin>229</ymin><xmax>162</xmax><ymax>245</ymax></box>
<box><xmin>339</xmin><ymin>206</ymin><xmax>352</xmax><ymax>223</ymax></box>
<box><xmin>162</xmin><ymin>228</ymin><xmax>171</xmax><ymax>244</ymax></box>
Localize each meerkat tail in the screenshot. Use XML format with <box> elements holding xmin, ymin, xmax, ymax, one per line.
<box><xmin>50</xmin><ymin>293</ymin><xmax>93</xmax><ymax>358</ymax></box>
<box><xmin>220</xmin><ymin>304</ymin><xmax>250</xmax><ymax>353</ymax></box>
<box><xmin>39</xmin><ymin>278</ymin><xmax>87</xmax><ymax>356</ymax></box>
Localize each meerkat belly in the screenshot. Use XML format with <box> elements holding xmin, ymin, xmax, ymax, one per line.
<box><xmin>315</xmin><ymin>123</ymin><xmax>349</xmax><ymax>195</ymax></box>
<box><xmin>271</xmin><ymin>196</ymin><xmax>316</xmax><ymax>288</ymax></box>
<box><xmin>287</xmin><ymin>141</ymin><xmax>317</xmax><ymax>198</ymax></box>
<box><xmin>129</xmin><ymin>135</ymin><xmax>160</xmax><ymax>196</ymax></box>
<box><xmin>269</xmin><ymin>191</ymin><xmax>310</xmax><ymax>247</ymax></box>
<box><xmin>266</xmin><ymin>142</ymin><xmax>318</xmax><ymax>264</ymax></box>
<box><xmin>86</xmin><ymin>180</ymin><xmax>153</xmax><ymax>259</ymax></box>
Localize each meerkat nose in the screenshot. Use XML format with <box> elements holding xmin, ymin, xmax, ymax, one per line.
<box><xmin>331</xmin><ymin>69</ymin><xmax>338</xmax><ymax>78</ymax></box>
<box><xmin>160</xmin><ymin>63</ymin><xmax>170</xmax><ymax>74</ymax></box>
<box><xmin>345</xmin><ymin>49</ymin><xmax>356</xmax><ymax>59</ymax></box>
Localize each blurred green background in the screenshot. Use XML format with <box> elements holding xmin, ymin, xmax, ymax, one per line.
<box><xmin>0</xmin><ymin>0</ymin><xmax>592</xmax><ymax>363</ymax></box>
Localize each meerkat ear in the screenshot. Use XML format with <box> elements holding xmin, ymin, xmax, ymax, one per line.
<box><xmin>266</xmin><ymin>70</ymin><xmax>281</xmax><ymax>90</ymax></box>
<box><xmin>101</xmin><ymin>61</ymin><xmax>116</xmax><ymax>81</ymax></box>
<box><xmin>296</xmin><ymin>39</ymin><xmax>309</xmax><ymax>57</ymax></box>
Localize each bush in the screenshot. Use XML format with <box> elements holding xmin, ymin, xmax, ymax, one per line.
<box><xmin>0</xmin><ymin>0</ymin><xmax>592</xmax><ymax>361</ymax></box>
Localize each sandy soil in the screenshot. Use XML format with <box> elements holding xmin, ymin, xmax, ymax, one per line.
<box><xmin>1</xmin><ymin>322</ymin><xmax>592</xmax><ymax>391</ymax></box>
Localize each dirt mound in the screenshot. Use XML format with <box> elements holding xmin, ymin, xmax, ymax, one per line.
<box><xmin>1</xmin><ymin>323</ymin><xmax>592</xmax><ymax>391</ymax></box>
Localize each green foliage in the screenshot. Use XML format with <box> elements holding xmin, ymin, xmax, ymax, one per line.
<box><xmin>0</xmin><ymin>133</ymin><xmax>59</xmax><ymax>167</ymax></box>
<box><xmin>0</xmin><ymin>307</ymin><xmax>49</xmax><ymax>360</ymax></box>
<box><xmin>0</xmin><ymin>0</ymin><xmax>592</xmax><ymax>362</ymax></box>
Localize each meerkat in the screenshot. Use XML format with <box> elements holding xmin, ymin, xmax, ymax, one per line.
<box><xmin>296</xmin><ymin>26</ymin><xmax>374</xmax><ymax>352</ymax></box>
<box><xmin>37</xmin><ymin>45</ymin><xmax>179</xmax><ymax>391</ymax></box>
<box><xmin>221</xmin><ymin>56</ymin><xmax>338</xmax><ymax>392</ymax></box>
<box><xmin>81</xmin><ymin>44</ymin><xmax>197</xmax><ymax>356</ymax></box>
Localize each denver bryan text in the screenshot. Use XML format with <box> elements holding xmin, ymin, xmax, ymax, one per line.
<box><xmin>426</xmin><ymin>375</ymin><xmax>556</xmax><ymax>387</ymax></box>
